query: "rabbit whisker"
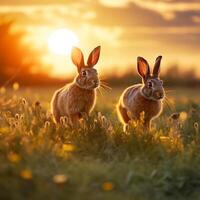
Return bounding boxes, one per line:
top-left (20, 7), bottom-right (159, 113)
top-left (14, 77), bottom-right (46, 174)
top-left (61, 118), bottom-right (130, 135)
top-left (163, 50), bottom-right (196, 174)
top-left (100, 80), bottom-right (110, 85)
top-left (99, 77), bottom-right (107, 81)
top-left (165, 89), bottom-right (175, 94)
top-left (164, 99), bottom-right (172, 113)
top-left (100, 79), bottom-right (111, 86)
top-left (97, 87), bottom-right (103, 96)
top-left (99, 85), bottom-right (109, 93)
top-left (164, 96), bottom-right (175, 113)
top-left (100, 83), bottom-right (112, 90)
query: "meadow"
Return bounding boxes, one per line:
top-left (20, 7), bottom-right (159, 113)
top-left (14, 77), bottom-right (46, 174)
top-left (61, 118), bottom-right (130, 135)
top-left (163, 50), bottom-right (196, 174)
top-left (0, 86), bottom-right (199, 200)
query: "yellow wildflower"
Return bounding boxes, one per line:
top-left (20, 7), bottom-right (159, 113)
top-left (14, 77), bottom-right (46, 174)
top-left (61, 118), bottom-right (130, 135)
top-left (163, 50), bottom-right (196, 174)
top-left (102, 182), bottom-right (114, 191)
top-left (0, 87), bottom-right (6, 94)
top-left (180, 112), bottom-right (187, 122)
top-left (20, 169), bottom-right (32, 180)
top-left (53, 174), bottom-right (68, 184)
top-left (0, 127), bottom-right (10, 134)
top-left (62, 144), bottom-right (75, 152)
top-left (13, 82), bottom-right (19, 91)
top-left (7, 152), bottom-right (21, 163)
top-left (160, 136), bottom-right (171, 145)
top-left (194, 122), bottom-right (199, 134)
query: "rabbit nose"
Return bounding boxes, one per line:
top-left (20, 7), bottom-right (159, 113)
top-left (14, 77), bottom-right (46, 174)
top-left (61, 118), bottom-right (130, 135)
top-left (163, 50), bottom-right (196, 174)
top-left (92, 80), bottom-right (98, 84)
top-left (155, 91), bottom-right (164, 99)
top-left (92, 80), bottom-right (99, 86)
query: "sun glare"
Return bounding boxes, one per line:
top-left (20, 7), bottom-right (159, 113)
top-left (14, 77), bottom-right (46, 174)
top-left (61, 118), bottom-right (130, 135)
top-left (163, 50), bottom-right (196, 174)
top-left (48, 29), bottom-right (79, 55)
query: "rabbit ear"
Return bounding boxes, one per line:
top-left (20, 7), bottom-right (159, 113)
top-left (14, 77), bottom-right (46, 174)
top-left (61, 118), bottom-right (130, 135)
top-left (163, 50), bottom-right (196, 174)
top-left (153, 56), bottom-right (162, 77)
top-left (137, 57), bottom-right (150, 80)
top-left (71, 47), bottom-right (85, 72)
top-left (87, 46), bottom-right (101, 67)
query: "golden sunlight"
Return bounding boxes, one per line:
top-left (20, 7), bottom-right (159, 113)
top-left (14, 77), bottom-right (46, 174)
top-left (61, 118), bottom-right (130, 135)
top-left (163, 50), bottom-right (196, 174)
top-left (48, 29), bottom-right (79, 55)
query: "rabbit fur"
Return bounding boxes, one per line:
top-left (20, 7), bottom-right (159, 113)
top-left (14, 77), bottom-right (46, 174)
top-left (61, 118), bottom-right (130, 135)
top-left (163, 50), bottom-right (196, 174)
top-left (117, 56), bottom-right (165, 131)
top-left (51, 46), bottom-right (101, 125)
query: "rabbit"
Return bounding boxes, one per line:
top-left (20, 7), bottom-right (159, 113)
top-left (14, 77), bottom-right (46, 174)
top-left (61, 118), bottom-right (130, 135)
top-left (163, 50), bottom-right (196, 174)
top-left (117, 56), bottom-right (165, 131)
top-left (51, 46), bottom-right (101, 125)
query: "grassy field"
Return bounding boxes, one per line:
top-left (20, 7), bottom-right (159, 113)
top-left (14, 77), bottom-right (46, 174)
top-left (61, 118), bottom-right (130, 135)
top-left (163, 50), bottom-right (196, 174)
top-left (0, 86), bottom-right (199, 200)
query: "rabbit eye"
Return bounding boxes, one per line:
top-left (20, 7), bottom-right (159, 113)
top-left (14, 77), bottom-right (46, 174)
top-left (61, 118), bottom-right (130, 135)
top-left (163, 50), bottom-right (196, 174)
top-left (81, 71), bottom-right (87, 76)
top-left (147, 81), bottom-right (153, 88)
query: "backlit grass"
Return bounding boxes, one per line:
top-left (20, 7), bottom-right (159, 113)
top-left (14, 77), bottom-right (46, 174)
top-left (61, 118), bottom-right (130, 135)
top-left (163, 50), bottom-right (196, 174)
top-left (0, 86), bottom-right (199, 200)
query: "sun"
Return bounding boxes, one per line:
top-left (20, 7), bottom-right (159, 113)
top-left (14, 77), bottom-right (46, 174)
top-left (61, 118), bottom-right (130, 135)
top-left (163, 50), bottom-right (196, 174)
top-left (48, 29), bottom-right (79, 55)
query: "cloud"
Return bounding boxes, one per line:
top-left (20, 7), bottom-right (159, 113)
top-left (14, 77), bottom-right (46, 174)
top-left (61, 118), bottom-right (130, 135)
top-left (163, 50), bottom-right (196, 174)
top-left (93, 2), bottom-right (200, 28)
top-left (192, 15), bottom-right (200, 23)
top-left (99, 0), bottom-right (200, 12)
top-left (99, 0), bottom-right (129, 7)
top-left (90, 3), bottom-right (168, 27)
top-left (0, 0), bottom-right (75, 5)
top-left (99, 0), bottom-right (200, 23)
top-left (0, 3), bottom-right (97, 29)
top-left (133, 0), bottom-right (200, 12)
top-left (1, 1), bottom-right (200, 28)
top-left (120, 27), bottom-right (200, 50)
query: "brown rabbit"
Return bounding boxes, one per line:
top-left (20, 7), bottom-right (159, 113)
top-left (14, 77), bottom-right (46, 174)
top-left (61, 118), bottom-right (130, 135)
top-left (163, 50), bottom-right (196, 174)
top-left (51, 46), bottom-right (101, 125)
top-left (117, 56), bottom-right (165, 131)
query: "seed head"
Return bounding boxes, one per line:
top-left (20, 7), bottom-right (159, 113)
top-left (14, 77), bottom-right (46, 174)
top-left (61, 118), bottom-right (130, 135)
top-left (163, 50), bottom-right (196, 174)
top-left (15, 114), bottom-right (20, 120)
top-left (53, 174), bottom-right (68, 184)
top-left (194, 122), bottom-right (199, 133)
top-left (13, 82), bottom-right (19, 91)
top-left (35, 101), bottom-right (40, 107)
top-left (21, 98), bottom-right (27, 105)
top-left (170, 113), bottom-right (180, 120)
top-left (44, 121), bottom-right (50, 129)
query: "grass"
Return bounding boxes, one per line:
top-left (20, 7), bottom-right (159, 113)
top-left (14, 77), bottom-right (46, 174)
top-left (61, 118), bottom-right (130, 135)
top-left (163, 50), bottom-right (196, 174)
top-left (0, 86), bottom-right (199, 200)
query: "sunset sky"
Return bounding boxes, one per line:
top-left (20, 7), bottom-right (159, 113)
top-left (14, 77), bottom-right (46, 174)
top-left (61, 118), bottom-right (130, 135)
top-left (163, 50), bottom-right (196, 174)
top-left (0, 0), bottom-right (200, 77)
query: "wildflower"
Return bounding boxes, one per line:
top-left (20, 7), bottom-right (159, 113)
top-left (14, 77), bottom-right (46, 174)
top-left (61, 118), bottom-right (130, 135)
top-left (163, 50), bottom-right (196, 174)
top-left (63, 116), bottom-right (69, 123)
top-left (60, 117), bottom-right (65, 126)
top-left (81, 112), bottom-right (88, 121)
top-left (53, 174), bottom-right (68, 184)
top-left (98, 112), bottom-right (102, 121)
top-left (102, 182), bottom-right (114, 191)
top-left (160, 136), bottom-right (171, 145)
top-left (0, 87), bottom-right (6, 94)
top-left (139, 111), bottom-right (145, 124)
top-left (13, 82), bottom-right (19, 91)
top-left (62, 144), bottom-right (76, 152)
top-left (21, 98), bottom-right (27, 106)
top-left (101, 116), bottom-right (107, 124)
top-left (107, 125), bottom-right (114, 134)
top-left (180, 112), bottom-right (187, 122)
top-left (194, 122), bottom-right (199, 129)
top-left (15, 121), bottom-right (19, 128)
top-left (124, 124), bottom-right (129, 133)
top-left (44, 121), bottom-right (50, 129)
top-left (20, 169), bottom-right (32, 180)
top-left (46, 111), bottom-right (53, 119)
top-left (0, 127), bottom-right (10, 133)
top-left (20, 115), bottom-right (24, 121)
top-left (15, 113), bottom-right (20, 120)
top-left (7, 152), bottom-right (21, 163)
